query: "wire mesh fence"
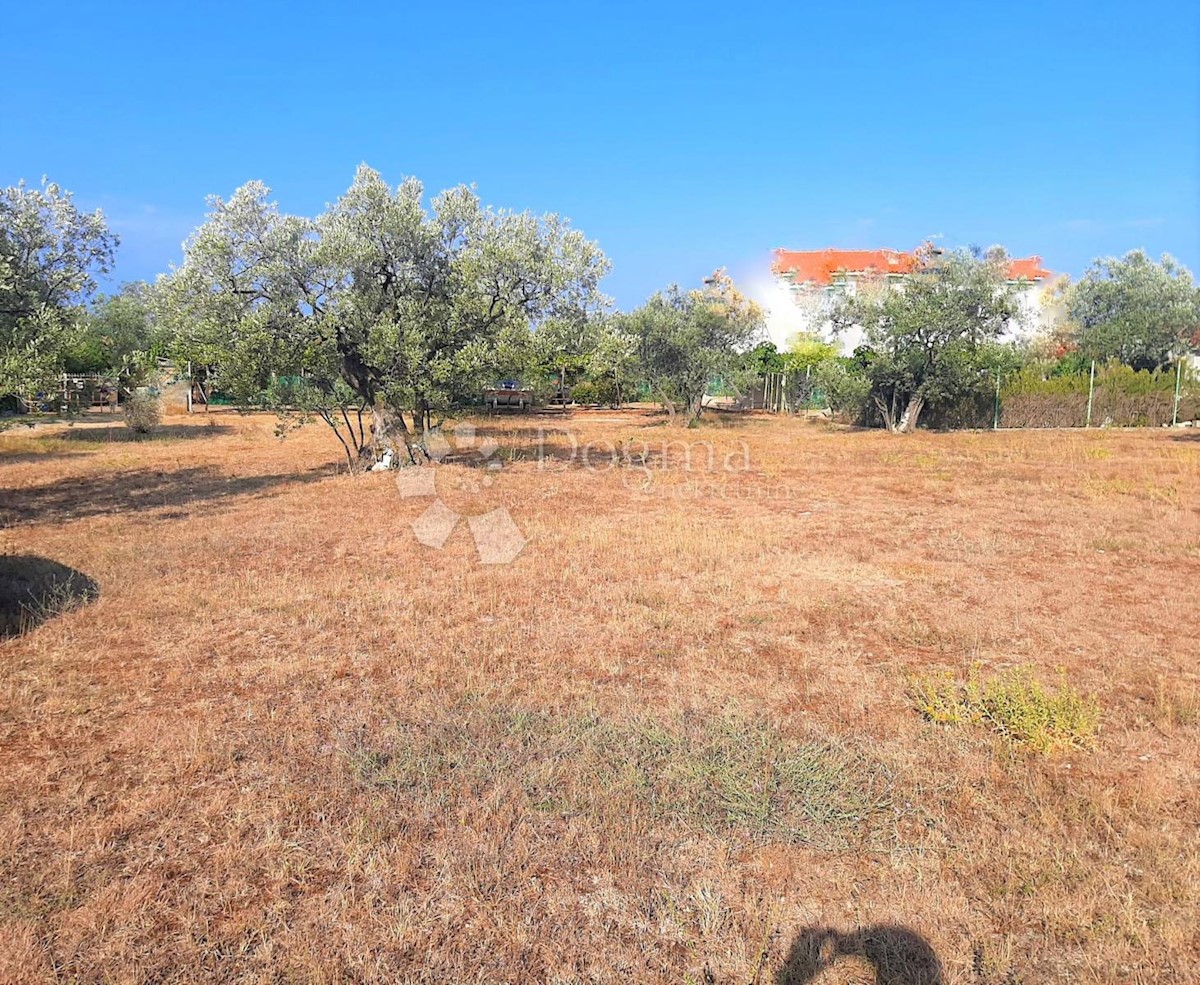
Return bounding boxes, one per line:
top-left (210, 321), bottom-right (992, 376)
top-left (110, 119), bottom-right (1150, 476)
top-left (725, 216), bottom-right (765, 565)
top-left (744, 360), bottom-right (1198, 429)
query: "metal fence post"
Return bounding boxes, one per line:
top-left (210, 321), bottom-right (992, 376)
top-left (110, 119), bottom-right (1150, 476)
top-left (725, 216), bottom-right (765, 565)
top-left (993, 368), bottom-right (1001, 430)
top-left (1173, 357), bottom-right (1183, 427)
top-left (1085, 360), bottom-right (1096, 428)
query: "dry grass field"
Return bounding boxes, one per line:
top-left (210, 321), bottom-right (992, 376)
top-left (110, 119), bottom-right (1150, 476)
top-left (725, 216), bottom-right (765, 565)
top-left (1, 408), bottom-right (1198, 984)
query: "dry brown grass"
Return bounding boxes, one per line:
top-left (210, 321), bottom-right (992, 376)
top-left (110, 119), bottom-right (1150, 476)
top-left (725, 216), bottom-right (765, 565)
top-left (1, 409), bottom-right (1198, 984)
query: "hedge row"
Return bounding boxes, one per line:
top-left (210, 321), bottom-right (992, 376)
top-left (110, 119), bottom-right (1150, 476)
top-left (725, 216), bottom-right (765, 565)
top-left (999, 391), bottom-right (1199, 429)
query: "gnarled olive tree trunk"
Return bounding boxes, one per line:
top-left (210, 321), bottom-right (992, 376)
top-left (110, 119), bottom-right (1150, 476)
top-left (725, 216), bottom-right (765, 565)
top-left (340, 348), bottom-right (431, 467)
top-left (681, 393), bottom-right (705, 427)
top-left (873, 392), bottom-right (925, 433)
top-left (657, 388), bottom-right (705, 427)
top-left (370, 401), bottom-right (405, 460)
top-left (370, 401), bottom-right (438, 466)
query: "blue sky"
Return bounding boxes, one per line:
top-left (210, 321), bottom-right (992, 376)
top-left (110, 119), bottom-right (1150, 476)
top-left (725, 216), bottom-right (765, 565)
top-left (3, 0), bottom-right (1197, 311)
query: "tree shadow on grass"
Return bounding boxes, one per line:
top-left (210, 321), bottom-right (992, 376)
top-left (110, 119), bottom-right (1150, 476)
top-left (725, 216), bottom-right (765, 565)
top-left (777, 925), bottom-right (944, 985)
top-left (458, 419), bottom-right (769, 468)
top-left (52, 423), bottom-right (234, 443)
top-left (0, 466), bottom-right (327, 528)
top-left (0, 556), bottom-right (99, 639)
top-left (0, 446), bottom-right (90, 465)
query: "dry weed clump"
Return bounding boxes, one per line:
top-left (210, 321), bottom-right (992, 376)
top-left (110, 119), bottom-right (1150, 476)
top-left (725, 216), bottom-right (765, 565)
top-left (1152, 676), bottom-right (1200, 730)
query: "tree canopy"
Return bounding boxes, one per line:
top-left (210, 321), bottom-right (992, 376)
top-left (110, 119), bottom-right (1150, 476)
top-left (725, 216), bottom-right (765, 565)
top-left (830, 247), bottom-right (1021, 432)
top-left (1068, 251), bottom-right (1199, 371)
top-left (1, 179), bottom-right (117, 398)
top-left (623, 270), bottom-right (764, 426)
top-left (783, 332), bottom-right (838, 373)
top-left (157, 166), bottom-right (609, 465)
top-left (64, 284), bottom-right (159, 375)
top-left (11, 173), bottom-right (1196, 442)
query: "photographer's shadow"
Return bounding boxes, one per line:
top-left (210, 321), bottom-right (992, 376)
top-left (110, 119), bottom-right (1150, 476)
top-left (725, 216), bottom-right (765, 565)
top-left (0, 555), bottom-right (98, 639)
top-left (777, 925), bottom-right (944, 985)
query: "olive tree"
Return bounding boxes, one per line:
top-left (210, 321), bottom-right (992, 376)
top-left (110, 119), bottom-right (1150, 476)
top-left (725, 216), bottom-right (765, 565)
top-left (1069, 251), bottom-right (1199, 371)
top-left (578, 316), bottom-right (640, 406)
top-left (66, 284), bottom-right (160, 375)
top-left (625, 270), bottom-right (764, 425)
top-left (1, 179), bottom-right (117, 399)
top-left (830, 248), bottom-right (1021, 432)
top-left (322, 167), bottom-right (608, 457)
top-left (158, 166), bottom-right (609, 467)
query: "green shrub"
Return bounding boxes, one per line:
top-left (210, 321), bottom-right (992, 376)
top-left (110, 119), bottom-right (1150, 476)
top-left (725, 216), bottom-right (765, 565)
top-left (921, 389), bottom-right (994, 430)
top-left (908, 665), bottom-right (1100, 753)
top-left (570, 380), bottom-right (598, 405)
top-left (1003, 361), bottom-right (1192, 397)
top-left (1000, 362), bottom-right (1197, 427)
top-left (123, 388), bottom-right (162, 434)
top-left (813, 358), bottom-right (871, 423)
top-left (571, 378), bottom-right (619, 406)
top-left (590, 376), bottom-right (619, 405)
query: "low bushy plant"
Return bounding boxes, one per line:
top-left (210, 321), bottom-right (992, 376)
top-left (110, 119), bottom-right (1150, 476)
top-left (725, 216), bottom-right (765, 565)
top-left (813, 358), bottom-right (871, 424)
top-left (590, 376), bottom-right (619, 405)
top-left (570, 380), bottom-right (598, 405)
top-left (1003, 360), bottom-right (1191, 398)
top-left (571, 377), bottom-right (619, 406)
top-left (908, 665), bottom-right (1100, 753)
top-left (123, 388), bottom-right (163, 434)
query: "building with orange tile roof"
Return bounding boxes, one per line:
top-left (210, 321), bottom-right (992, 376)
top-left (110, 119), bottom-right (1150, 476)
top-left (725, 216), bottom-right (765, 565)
top-left (767, 246), bottom-right (1056, 351)
top-left (771, 247), bottom-right (1051, 288)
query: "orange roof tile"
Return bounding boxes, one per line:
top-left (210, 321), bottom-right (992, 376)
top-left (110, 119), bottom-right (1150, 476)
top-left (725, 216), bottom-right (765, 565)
top-left (772, 248), bottom-right (1051, 285)
top-left (771, 248), bottom-right (915, 284)
top-left (1005, 255), bottom-right (1052, 281)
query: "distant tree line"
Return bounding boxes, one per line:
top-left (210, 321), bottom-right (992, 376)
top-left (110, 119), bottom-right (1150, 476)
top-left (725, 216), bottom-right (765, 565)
top-left (749, 245), bottom-right (1199, 432)
top-left (4, 174), bottom-right (1198, 454)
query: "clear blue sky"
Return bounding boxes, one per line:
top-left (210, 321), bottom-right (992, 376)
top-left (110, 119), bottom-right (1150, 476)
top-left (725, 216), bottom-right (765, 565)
top-left (3, 0), bottom-right (1197, 309)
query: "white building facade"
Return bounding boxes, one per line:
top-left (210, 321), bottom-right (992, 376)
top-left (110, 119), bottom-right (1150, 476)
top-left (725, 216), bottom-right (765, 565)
top-left (770, 247), bottom-right (1056, 352)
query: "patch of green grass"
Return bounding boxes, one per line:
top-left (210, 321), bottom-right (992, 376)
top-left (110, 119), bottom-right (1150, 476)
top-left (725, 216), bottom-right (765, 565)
top-left (908, 665), bottom-right (1100, 753)
top-left (348, 702), bottom-right (893, 847)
